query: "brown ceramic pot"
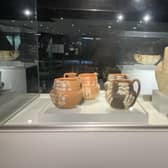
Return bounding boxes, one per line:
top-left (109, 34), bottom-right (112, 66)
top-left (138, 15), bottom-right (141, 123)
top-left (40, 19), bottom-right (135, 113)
top-left (107, 73), bottom-right (128, 81)
top-left (105, 79), bottom-right (141, 109)
top-left (104, 73), bottom-right (128, 90)
top-left (79, 73), bottom-right (100, 100)
top-left (50, 77), bottom-right (83, 108)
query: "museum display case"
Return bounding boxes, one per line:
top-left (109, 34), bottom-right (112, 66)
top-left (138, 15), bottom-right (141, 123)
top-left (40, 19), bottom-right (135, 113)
top-left (3, 1), bottom-right (168, 168)
top-left (0, 0), bottom-right (39, 125)
top-left (1, 0), bottom-right (168, 129)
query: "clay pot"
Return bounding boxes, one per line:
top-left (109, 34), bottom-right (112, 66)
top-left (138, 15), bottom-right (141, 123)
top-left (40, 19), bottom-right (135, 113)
top-left (79, 73), bottom-right (100, 100)
top-left (0, 50), bottom-right (19, 61)
top-left (105, 79), bottom-right (141, 109)
top-left (107, 73), bottom-right (128, 81)
top-left (64, 72), bottom-right (77, 78)
top-left (156, 47), bottom-right (168, 95)
top-left (104, 73), bottom-right (128, 90)
top-left (134, 54), bottom-right (161, 65)
top-left (50, 76), bottom-right (83, 108)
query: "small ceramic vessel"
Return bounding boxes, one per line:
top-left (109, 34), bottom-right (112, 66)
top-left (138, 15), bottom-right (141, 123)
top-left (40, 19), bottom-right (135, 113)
top-left (79, 73), bottom-right (100, 100)
top-left (50, 76), bottom-right (83, 108)
top-left (105, 78), bottom-right (141, 109)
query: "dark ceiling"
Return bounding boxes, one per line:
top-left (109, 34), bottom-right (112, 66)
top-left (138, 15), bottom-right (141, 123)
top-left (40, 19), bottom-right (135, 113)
top-left (0, 0), bottom-right (168, 22)
top-left (37, 0), bottom-right (168, 22)
top-left (0, 0), bottom-right (36, 20)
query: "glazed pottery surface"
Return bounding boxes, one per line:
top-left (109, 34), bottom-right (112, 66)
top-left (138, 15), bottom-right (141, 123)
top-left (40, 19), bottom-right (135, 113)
top-left (107, 73), bottom-right (128, 81)
top-left (50, 77), bottom-right (83, 108)
top-left (105, 79), bottom-right (141, 109)
top-left (0, 50), bottom-right (19, 61)
top-left (79, 73), bottom-right (100, 100)
top-left (134, 54), bottom-right (161, 65)
top-left (156, 47), bottom-right (168, 95)
top-left (64, 72), bottom-right (77, 78)
top-left (104, 73), bottom-right (128, 91)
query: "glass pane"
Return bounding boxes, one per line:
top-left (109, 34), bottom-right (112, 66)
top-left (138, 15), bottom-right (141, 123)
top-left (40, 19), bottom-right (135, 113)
top-left (2, 0), bottom-right (168, 128)
top-left (0, 0), bottom-right (39, 125)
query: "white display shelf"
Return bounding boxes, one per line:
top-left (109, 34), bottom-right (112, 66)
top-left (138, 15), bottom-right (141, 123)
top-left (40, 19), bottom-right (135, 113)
top-left (4, 91), bottom-right (144, 126)
top-left (5, 91), bottom-right (168, 126)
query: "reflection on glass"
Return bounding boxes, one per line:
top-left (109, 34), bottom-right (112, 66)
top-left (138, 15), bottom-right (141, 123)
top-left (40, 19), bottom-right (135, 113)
top-left (1, 0), bottom-right (168, 128)
top-left (0, 0), bottom-right (39, 126)
top-left (117, 14), bottom-right (124, 22)
top-left (143, 14), bottom-right (152, 23)
top-left (23, 9), bottom-right (32, 17)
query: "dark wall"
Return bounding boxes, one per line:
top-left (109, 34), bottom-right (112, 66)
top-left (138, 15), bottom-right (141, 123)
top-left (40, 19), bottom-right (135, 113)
top-left (38, 0), bottom-right (168, 22)
top-left (0, 0), bottom-right (36, 20)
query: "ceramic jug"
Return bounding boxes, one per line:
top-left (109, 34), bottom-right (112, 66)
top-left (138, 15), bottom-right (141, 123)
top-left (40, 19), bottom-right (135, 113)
top-left (107, 73), bottom-right (128, 81)
top-left (104, 73), bottom-right (128, 90)
top-left (105, 79), bottom-right (141, 109)
top-left (50, 76), bottom-right (83, 108)
top-left (64, 72), bottom-right (77, 78)
top-left (79, 73), bottom-right (100, 100)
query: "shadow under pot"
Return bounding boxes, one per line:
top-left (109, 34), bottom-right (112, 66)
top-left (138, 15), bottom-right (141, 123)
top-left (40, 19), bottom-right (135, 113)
top-left (105, 79), bottom-right (141, 109)
top-left (79, 73), bottom-right (100, 100)
top-left (50, 77), bottom-right (83, 108)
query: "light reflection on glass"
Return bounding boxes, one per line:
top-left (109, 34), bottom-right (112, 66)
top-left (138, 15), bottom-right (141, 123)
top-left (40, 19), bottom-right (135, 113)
top-left (27, 120), bottom-right (33, 124)
top-left (23, 9), bottom-right (32, 16)
top-left (143, 14), bottom-right (152, 23)
top-left (117, 14), bottom-right (124, 22)
top-left (129, 107), bottom-right (134, 111)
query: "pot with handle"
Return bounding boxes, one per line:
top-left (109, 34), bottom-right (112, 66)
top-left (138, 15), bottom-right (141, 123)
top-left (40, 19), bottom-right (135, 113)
top-left (105, 79), bottom-right (141, 109)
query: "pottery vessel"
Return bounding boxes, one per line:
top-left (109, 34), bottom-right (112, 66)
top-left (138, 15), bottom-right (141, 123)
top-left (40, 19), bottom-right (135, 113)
top-left (156, 47), bottom-right (168, 95)
top-left (79, 73), bottom-right (100, 100)
top-left (104, 73), bottom-right (128, 90)
top-left (134, 54), bottom-right (161, 65)
top-left (64, 72), bottom-right (77, 78)
top-left (0, 50), bottom-right (19, 61)
top-left (107, 73), bottom-right (128, 81)
top-left (105, 79), bottom-right (141, 109)
top-left (50, 76), bottom-right (83, 108)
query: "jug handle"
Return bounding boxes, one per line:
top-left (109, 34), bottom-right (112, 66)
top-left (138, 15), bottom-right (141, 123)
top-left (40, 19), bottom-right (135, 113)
top-left (129, 79), bottom-right (141, 107)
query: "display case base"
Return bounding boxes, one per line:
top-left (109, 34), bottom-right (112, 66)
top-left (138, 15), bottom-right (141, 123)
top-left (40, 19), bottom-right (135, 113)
top-left (6, 92), bottom-right (148, 126)
top-left (152, 90), bottom-right (168, 115)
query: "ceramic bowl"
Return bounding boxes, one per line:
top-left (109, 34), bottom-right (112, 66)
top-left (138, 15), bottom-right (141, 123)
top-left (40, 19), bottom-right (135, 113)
top-left (134, 54), bottom-right (161, 65)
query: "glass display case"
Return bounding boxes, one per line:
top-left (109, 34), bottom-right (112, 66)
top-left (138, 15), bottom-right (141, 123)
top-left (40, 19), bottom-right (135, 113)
top-left (3, 1), bottom-right (168, 168)
top-left (0, 0), bottom-right (39, 125)
top-left (1, 0), bottom-right (168, 129)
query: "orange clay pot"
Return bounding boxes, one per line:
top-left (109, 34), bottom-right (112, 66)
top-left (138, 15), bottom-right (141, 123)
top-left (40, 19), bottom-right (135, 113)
top-left (50, 76), bottom-right (83, 108)
top-left (64, 72), bottom-right (77, 78)
top-left (79, 73), bottom-right (100, 100)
